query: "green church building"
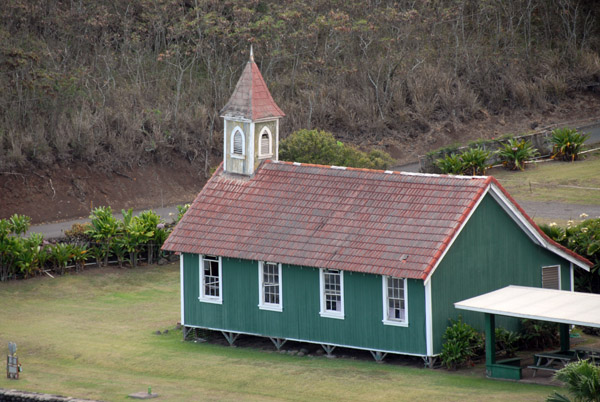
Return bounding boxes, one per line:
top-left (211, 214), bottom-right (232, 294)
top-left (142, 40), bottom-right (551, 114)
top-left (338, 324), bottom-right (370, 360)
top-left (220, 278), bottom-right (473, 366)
top-left (162, 50), bottom-right (592, 364)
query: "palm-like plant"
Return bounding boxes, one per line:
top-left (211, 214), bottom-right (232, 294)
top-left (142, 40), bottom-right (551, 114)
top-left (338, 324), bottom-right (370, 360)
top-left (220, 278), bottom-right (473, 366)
top-left (460, 147), bottom-right (491, 175)
top-left (497, 138), bottom-right (539, 170)
top-left (547, 359), bottom-right (600, 402)
top-left (550, 128), bottom-right (589, 162)
top-left (86, 207), bottom-right (118, 267)
top-left (435, 153), bottom-right (464, 175)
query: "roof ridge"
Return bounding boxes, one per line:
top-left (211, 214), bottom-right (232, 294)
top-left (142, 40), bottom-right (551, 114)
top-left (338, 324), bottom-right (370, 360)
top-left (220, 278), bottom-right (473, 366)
top-left (270, 159), bottom-right (489, 180)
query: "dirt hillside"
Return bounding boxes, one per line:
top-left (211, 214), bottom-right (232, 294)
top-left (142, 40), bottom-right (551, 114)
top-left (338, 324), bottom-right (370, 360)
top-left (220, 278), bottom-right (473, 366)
top-left (2, 91), bottom-right (600, 224)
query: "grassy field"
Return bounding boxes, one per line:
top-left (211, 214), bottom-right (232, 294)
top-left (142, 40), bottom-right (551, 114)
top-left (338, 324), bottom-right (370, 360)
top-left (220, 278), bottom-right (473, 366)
top-left (0, 264), bottom-right (560, 401)
top-left (491, 149), bottom-right (600, 206)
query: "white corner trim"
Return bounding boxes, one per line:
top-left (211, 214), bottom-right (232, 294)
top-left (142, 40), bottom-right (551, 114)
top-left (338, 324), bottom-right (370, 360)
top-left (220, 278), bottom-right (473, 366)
top-left (381, 276), bottom-right (409, 327)
top-left (423, 185), bottom-right (490, 285)
top-left (223, 120), bottom-right (227, 172)
top-left (180, 253), bottom-right (185, 326)
top-left (275, 119), bottom-right (279, 161)
top-left (489, 184), bottom-right (590, 272)
top-left (570, 263), bottom-right (574, 292)
top-left (425, 280), bottom-right (433, 356)
top-left (319, 268), bottom-right (345, 319)
top-left (248, 122), bottom-right (255, 175)
top-left (258, 262), bottom-right (283, 312)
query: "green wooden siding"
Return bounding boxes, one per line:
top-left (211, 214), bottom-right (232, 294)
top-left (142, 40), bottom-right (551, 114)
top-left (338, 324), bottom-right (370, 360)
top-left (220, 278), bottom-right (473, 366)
top-left (183, 255), bottom-right (427, 355)
top-left (430, 194), bottom-right (572, 354)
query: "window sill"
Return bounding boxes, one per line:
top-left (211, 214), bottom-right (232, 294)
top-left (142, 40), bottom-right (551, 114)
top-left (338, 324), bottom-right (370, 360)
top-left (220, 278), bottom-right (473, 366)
top-left (319, 311), bottom-right (345, 320)
top-left (382, 319), bottom-right (408, 327)
top-left (230, 154), bottom-right (245, 159)
top-left (258, 154), bottom-right (273, 159)
top-left (198, 296), bottom-right (222, 305)
top-left (258, 304), bottom-right (283, 312)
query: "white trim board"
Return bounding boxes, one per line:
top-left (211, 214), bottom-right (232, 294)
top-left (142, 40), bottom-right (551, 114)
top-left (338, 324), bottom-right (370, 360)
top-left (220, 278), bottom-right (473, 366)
top-left (424, 183), bottom-right (590, 285)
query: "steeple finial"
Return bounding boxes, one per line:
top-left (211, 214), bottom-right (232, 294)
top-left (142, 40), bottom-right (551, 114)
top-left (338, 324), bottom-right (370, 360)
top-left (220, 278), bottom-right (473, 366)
top-left (249, 45), bottom-right (254, 63)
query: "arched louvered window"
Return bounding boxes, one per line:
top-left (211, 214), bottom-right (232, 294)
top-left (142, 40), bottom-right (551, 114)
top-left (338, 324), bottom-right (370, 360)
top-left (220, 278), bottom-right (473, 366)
top-left (259, 128), bottom-right (272, 157)
top-left (231, 128), bottom-right (244, 156)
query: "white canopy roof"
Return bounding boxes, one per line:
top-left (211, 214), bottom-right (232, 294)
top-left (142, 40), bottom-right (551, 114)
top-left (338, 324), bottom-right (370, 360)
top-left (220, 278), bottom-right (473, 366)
top-left (455, 285), bottom-right (600, 328)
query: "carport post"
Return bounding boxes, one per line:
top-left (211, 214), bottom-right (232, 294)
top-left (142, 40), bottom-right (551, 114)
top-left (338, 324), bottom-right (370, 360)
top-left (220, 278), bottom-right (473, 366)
top-left (485, 313), bottom-right (496, 365)
top-left (559, 323), bottom-right (570, 352)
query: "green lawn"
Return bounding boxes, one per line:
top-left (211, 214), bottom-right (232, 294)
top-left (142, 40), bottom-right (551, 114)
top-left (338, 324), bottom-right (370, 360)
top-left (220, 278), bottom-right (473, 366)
top-left (0, 264), bottom-right (559, 401)
top-left (491, 150), bottom-right (600, 205)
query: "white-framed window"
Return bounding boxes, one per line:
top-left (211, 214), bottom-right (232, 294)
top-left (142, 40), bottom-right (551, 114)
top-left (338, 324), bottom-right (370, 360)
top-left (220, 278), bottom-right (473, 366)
top-left (542, 265), bottom-right (561, 290)
top-left (199, 255), bottom-right (222, 304)
top-left (258, 261), bottom-right (282, 311)
top-left (258, 127), bottom-right (272, 158)
top-left (319, 268), bottom-right (344, 319)
top-left (382, 276), bottom-right (408, 326)
top-left (231, 127), bottom-right (245, 157)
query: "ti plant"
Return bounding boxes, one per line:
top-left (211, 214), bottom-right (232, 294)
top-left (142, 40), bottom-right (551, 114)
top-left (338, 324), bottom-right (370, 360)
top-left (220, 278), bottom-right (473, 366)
top-left (86, 206), bottom-right (119, 267)
top-left (550, 128), bottom-right (589, 162)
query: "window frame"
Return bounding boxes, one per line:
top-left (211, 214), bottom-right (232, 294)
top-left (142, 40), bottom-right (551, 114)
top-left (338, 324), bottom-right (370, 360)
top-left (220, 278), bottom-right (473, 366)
top-left (319, 268), bottom-right (344, 319)
top-left (258, 261), bottom-right (283, 312)
top-left (198, 255), bottom-right (222, 304)
top-left (541, 265), bottom-right (561, 290)
top-left (382, 276), bottom-right (408, 327)
top-left (231, 127), bottom-right (245, 158)
top-left (258, 127), bottom-right (273, 158)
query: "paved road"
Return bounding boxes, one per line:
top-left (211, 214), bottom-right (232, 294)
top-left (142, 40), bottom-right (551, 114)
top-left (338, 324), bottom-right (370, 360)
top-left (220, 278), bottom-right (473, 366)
top-left (26, 122), bottom-right (600, 239)
top-left (27, 199), bottom-right (599, 240)
top-left (27, 205), bottom-right (182, 239)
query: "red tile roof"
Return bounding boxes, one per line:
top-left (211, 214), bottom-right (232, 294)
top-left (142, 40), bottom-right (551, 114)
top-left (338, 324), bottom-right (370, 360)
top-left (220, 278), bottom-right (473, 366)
top-left (220, 60), bottom-right (285, 121)
top-left (166, 161), bottom-right (579, 279)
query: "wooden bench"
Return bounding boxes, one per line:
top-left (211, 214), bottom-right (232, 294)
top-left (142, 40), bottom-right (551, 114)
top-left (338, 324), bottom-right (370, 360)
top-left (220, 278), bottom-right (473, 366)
top-left (527, 364), bottom-right (559, 377)
top-left (487, 357), bottom-right (523, 380)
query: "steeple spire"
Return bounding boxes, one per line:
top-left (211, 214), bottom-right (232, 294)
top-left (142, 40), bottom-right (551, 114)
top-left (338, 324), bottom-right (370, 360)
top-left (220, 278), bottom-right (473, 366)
top-left (249, 45), bottom-right (254, 63)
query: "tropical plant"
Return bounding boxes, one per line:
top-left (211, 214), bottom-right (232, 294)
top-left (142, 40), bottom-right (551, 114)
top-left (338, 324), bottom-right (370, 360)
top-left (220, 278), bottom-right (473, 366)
top-left (175, 204), bottom-right (190, 224)
top-left (440, 317), bottom-right (483, 370)
top-left (50, 243), bottom-right (75, 275)
top-left (550, 128), bottom-right (589, 162)
top-left (496, 138), bottom-right (539, 170)
top-left (519, 319), bottom-right (559, 350)
top-left (435, 153), bottom-right (464, 174)
top-left (547, 359), bottom-right (600, 402)
top-left (71, 244), bottom-right (89, 272)
top-left (460, 147), bottom-right (491, 175)
top-left (494, 327), bottom-right (521, 358)
top-left (86, 206), bottom-right (119, 267)
top-left (137, 210), bottom-right (166, 264)
top-left (121, 209), bottom-right (154, 267)
top-left (8, 214), bottom-right (31, 236)
top-left (539, 223), bottom-right (567, 243)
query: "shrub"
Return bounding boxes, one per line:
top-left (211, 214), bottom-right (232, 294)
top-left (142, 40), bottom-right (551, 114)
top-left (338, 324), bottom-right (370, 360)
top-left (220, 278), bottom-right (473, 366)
top-left (496, 138), bottom-right (539, 171)
top-left (437, 147), bottom-right (491, 175)
top-left (460, 147), bottom-right (491, 175)
top-left (86, 207), bottom-right (119, 267)
top-left (440, 317), bottom-right (483, 370)
top-left (548, 359), bottom-right (600, 402)
top-left (550, 128), bottom-right (589, 162)
top-left (435, 153), bottom-right (463, 175)
top-left (519, 319), bottom-right (559, 350)
top-left (175, 204), bottom-right (190, 224)
top-left (280, 129), bottom-right (395, 169)
top-left (494, 327), bottom-right (520, 358)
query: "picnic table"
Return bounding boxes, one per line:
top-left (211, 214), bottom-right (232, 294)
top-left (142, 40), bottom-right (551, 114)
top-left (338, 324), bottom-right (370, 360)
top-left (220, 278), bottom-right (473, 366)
top-left (528, 351), bottom-right (577, 376)
top-left (575, 346), bottom-right (600, 364)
